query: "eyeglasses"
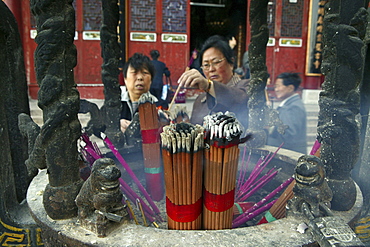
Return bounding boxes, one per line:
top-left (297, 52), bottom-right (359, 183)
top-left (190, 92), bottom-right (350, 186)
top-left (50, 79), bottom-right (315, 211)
top-left (201, 58), bottom-right (226, 71)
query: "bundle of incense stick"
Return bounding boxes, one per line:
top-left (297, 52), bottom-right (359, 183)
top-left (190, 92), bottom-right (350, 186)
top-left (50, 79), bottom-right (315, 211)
top-left (257, 179), bottom-right (295, 224)
top-left (79, 132), bottom-right (103, 163)
top-left (232, 177), bottom-right (294, 228)
top-left (235, 144), bottom-right (283, 202)
top-left (138, 93), bottom-right (164, 201)
top-left (258, 140), bottom-right (322, 225)
top-left (160, 122), bottom-right (204, 230)
top-left (203, 112), bottom-right (243, 230)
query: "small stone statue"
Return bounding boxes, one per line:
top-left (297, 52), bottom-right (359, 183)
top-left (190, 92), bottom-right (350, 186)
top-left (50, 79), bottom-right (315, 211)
top-left (75, 158), bottom-right (128, 237)
top-left (288, 155), bottom-right (333, 218)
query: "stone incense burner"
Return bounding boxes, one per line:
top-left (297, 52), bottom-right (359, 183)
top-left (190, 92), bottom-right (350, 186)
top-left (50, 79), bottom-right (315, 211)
top-left (27, 146), bottom-right (363, 247)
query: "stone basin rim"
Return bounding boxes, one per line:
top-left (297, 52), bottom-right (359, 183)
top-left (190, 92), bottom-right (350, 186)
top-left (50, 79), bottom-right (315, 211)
top-left (27, 146), bottom-right (363, 247)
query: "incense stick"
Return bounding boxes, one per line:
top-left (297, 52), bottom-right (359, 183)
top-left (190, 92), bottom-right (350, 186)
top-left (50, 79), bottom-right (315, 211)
top-left (79, 134), bottom-right (157, 224)
top-left (125, 199), bottom-right (139, 225)
top-left (168, 85), bottom-right (182, 111)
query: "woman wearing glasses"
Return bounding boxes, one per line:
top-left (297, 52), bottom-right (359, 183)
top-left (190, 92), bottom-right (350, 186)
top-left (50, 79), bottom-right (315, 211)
top-left (178, 35), bottom-right (249, 130)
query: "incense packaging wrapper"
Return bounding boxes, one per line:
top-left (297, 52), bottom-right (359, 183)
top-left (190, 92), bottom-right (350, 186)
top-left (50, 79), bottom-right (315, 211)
top-left (161, 123), bottom-right (204, 230)
top-left (138, 97), bottom-right (164, 201)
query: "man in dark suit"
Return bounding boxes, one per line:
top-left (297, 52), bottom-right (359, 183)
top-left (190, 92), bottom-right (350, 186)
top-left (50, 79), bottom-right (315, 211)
top-left (267, 72), bottom-right (307, 154)
top-left (149, 50), bottom-right (170, 102)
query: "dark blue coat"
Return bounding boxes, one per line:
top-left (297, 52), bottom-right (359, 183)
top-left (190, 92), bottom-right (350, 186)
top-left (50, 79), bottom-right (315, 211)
top-left (151, 60), bottom-right (170, 89)
top-left (267, 94), bottom-right (307, 154)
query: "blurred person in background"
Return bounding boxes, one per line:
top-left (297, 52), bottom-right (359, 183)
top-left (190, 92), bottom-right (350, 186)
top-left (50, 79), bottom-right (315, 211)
top-left (266, 72), bottom-right (307, 153)
top-left (149, 50), bottom-right (170, 101)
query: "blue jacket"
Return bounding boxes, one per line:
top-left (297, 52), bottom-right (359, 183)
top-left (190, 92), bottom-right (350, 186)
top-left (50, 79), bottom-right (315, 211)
top-left (267, 94), bottom-right (307, 154)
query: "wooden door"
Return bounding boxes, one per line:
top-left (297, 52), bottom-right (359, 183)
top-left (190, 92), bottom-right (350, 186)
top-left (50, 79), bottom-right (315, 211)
top-left (22, 0), bottom-right (105, 99)
top-left (74, 0), bottom-right (104, 99)
top-left (266, 0), bottom-right (309, 83)
top-left (127, 0), bottom-right (191, 83)
top-left (246, 0), bottom-right (309, 87)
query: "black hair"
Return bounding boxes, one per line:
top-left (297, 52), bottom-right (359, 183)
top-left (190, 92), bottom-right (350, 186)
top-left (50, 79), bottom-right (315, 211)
top-left (199, 35), bottom-right (234, 67)
top-left (276, 72), bottom-right (302, 91)
top-left (123, 53), bottom-right (155, 78)
top-left (150, 50), bottom-right (160, 60)
top-left (225, 34), bottom-right (235, 41)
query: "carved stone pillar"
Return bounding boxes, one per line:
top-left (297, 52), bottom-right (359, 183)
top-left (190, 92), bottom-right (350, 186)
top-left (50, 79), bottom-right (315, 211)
top-left (247, 0), bottom-right (270, 147)
top-left (100, 0), bottom-right (125, 148)
top-left (318, 0), bottom-right (368, 210)
top-left (30, 0), bottom-right (83, 219)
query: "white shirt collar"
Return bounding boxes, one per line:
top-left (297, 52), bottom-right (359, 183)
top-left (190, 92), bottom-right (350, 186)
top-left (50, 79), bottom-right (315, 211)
top-left (279, 93), bottom-right (298, 107)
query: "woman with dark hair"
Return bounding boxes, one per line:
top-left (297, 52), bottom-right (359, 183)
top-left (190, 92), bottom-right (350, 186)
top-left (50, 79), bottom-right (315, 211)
top-left (177, 35), bottom-right (249, 131)
top-left (267, 72), bottom-right (307, 153)
top-left (119, 52), bottom-right (156, 133)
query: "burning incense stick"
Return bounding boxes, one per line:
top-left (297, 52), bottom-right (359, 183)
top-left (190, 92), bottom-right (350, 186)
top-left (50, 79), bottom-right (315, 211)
top-left (137, 199), bottom-right (148, 227)
top-left (138, 92), bottom-right (164, 201)
top-left (119, 177), bottom-right (156, 222)
top-left (168, 85), bottom-right (182, 111)
top-left (257, 140), bottom-right (323, 224)
top-left (79, 133), bottom-right (104, 162)
top-left (161, 122), bottom-right (204, 230)
top-left (257, 179), bottom-right (295, 225)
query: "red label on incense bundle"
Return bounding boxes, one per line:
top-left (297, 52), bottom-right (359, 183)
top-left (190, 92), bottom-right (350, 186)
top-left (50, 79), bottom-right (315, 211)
top-left (204, 189), bottom-right (235, 212)
top-left (141, 129), bottom-right (159, 144)
top-left (211, 138), bottom-right (240, 148)
top-left (166, 197), bottom-right (202, 222)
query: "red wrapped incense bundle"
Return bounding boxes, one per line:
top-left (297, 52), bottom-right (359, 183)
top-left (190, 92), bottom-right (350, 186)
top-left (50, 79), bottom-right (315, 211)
top-left (138, 93), bottom-right (163, 201)
top-left (161, 123), bottom-right (204, 230)
top-left (202, 112), bottom-right (243, 230)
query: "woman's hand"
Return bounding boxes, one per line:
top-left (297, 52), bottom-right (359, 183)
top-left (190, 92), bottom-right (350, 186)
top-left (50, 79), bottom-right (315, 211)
top-left (120, 119), bottom-right (131, 133)
top-left (177, 69), bottom-right (209, 91)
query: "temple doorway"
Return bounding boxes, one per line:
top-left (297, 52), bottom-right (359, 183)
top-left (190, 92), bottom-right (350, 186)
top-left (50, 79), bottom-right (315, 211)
top-left (189, 0), bottom-right (247, 68)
